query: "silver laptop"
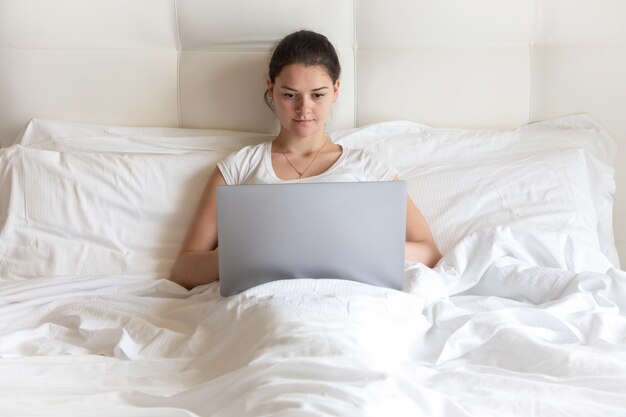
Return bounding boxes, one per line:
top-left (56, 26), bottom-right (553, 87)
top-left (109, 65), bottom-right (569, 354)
top-left (216, 181), bottom-right (407, 296)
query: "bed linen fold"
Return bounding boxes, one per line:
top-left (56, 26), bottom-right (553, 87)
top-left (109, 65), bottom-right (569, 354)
top-left (1, 226), bottom-right (625, 416)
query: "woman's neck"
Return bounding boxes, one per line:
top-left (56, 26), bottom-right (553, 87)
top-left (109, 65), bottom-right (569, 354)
top-left (273, 131), bottom-right (330, 155)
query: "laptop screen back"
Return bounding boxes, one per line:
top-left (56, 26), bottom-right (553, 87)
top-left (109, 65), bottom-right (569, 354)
top-left (217, 181), bottom-right (406, 296)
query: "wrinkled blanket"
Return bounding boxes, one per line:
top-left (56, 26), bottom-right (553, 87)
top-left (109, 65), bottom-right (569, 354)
top-left (1, 227), bottom-right (625, 417)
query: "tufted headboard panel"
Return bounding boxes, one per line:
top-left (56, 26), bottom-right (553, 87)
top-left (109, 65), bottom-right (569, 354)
top-left (1, 0), bottom-right (625, 261)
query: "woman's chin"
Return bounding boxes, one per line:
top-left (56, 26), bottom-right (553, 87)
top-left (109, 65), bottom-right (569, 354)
top-left (289, 121), bottom-right (321, 136)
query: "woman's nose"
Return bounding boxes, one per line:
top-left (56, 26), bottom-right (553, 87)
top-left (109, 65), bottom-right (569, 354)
top-left (296, 96), bottom-right (311, 113)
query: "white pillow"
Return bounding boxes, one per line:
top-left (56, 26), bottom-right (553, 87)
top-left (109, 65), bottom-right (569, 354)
top-left (3, 114), bottom-right (618, 277)
top-left (403, 148), bottom-right (601, 253)
top-left (0, 145), bottom-right (222, 279)
top-left (333, 114), bottom-right (618, 267)
top-left (13, 118), bottom-right (272, 153)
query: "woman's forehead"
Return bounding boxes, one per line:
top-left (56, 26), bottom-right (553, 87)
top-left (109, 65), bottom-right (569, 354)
top-left (275, 64), bottom-right (334, 86)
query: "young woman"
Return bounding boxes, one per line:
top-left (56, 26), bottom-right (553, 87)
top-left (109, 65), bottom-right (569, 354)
top-left (170, 30), bottom-right (441, 289)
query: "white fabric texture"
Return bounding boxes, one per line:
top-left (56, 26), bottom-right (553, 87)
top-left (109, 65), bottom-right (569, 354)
top-left (0, 228), bottom-right (625, 416)
top-left (332, 114), bottom-right (618, 268)
top-left (0, 115), bottom-right (618, 282)
top-left (15, 118), bottom-right (272, 153)
top-left (0, 145), bottom-right (222, 279)
top-left (0, 116), bottom-right (625, 416)
top-left (216, 141), bottom-right (399, 185)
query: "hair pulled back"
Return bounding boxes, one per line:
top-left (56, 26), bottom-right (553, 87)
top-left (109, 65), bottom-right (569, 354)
top-left (264, 30), bottom-right (341, 108)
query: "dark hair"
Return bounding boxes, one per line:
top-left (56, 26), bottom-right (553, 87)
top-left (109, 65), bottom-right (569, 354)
top-left (264, 30), bottom-right (341, 108)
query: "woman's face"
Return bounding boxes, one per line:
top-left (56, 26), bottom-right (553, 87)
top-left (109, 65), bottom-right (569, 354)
top-left (268, 64), bottom-right (340, 141)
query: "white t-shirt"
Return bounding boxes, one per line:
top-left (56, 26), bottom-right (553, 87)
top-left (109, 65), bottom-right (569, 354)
top-left (217, 141), bottom-right (398, 185)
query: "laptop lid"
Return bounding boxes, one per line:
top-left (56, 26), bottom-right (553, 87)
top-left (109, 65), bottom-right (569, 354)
top-left (216, 181), bottom-right (407, 296)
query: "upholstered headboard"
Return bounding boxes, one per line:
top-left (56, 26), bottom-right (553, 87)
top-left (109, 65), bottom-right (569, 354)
top-left (1, 0), bottom-right (625, 262)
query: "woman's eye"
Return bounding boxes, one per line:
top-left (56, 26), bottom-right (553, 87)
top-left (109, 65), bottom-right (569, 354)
top-left (283, 93), bottom-right (295, 99)
top-left (313, 94), bottom-right (325, 99)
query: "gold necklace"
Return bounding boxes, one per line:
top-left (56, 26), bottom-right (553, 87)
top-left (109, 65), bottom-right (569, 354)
top-left (281, 141), bottom-right (329, 179)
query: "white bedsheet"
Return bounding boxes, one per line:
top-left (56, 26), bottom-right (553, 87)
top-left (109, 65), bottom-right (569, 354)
top-left (1, 227), bottom-right (625, 417)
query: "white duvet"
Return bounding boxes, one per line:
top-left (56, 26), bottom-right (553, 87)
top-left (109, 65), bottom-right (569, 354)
top-left (1, 227), bottom-right (625, 417)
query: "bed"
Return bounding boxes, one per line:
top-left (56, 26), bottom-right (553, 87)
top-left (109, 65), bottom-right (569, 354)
top-left (1, 1), bottom-right (626, 416)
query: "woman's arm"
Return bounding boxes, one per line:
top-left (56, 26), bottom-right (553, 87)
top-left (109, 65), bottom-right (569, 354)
top-left (394, 176), bottom-right (441, 267)
top-left (404, 196), bottom-right (442, 267)
top-left (170, 166), bottom-right (226, 289)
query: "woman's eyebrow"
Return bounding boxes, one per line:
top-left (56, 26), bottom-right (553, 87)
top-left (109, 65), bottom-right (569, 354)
top-left (279, 86), bottom-right (330, 92)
